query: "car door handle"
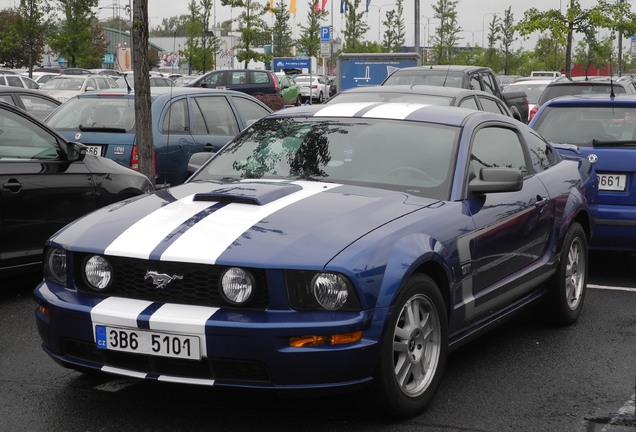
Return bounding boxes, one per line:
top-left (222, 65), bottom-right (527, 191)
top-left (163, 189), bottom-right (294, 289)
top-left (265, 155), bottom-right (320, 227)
top-left (535, 195), bottom-right (549, 211)
top-left (3, 179), bottom-right (22, 193)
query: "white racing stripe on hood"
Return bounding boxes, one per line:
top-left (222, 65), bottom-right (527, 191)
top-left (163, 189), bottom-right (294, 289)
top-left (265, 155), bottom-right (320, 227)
top-left (160, 181), bottom-right (341, 264)
top-left (105, 194), bottom-right (215, 259)
top-left (361, 103), bottom-right (430, 119)
top-left (313, 102), bottom-right (379, 117)
top-left (149, 303), bottom-right (219, 357)
top-left (91, 297), bottom-right (153, 339)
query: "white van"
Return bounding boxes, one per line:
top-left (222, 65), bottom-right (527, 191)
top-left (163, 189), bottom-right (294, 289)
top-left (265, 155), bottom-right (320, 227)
top-left (530, 71), bottom-right (562, 78)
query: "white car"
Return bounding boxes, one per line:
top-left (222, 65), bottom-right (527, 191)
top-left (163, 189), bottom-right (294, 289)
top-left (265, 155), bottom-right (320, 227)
top-left (503, 77), bottom-right (554, 121)
top-left (40, 75), bottom-right (119, 102)
top-left (294, 74), bottom-right (330, 103)
top-left (0, 73), bottom-right (39, 90)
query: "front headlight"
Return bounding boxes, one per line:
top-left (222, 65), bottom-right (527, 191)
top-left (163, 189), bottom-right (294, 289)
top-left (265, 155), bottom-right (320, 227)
top-left (83, 255), bottom-right (113, 291)
top-left (44, 247), bottom-right (67, 285)
top-left (219, 267), bottom-right (254, 305)
top-left (286, 271), bottom-right (360, 311)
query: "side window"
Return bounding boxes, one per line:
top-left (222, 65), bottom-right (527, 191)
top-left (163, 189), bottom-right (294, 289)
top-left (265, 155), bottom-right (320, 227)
top-left (203, 72), bottom-right (224, 87)
top-left (470, 127), bottom-right (527, 178)
top-left (191, 96), bottom-right (239, 135)
top-left (480, 73), bottom-right (497, 95)
top-left (0, 108), bottom-right (59, 159)
top-left (468, 75), bottom-right (481, 91)
top-left (86, 78), bottom-right (97, 90)
top-left (19, 95), bottom-right (59, 120)
top-left (527, 132), bottom-right (558, 170)
top-left (7, 76), bottom-right (22, 87)
top-left (231, 96), bottom-right (271, 128)
top-left (251, 71), bottom-right (270, 84)
top-left (161, 98), bottom-right (190, 133)
top-left (458, 97), bottom-right (479, 110)
top-left (479, 97), bottom-right (506, 115)
top-left (96, 77), bottom-right (110, 90)
top-left (0, 95), bottom-right (15, 105)
top-left (230, 71), bottom-right (248, 85)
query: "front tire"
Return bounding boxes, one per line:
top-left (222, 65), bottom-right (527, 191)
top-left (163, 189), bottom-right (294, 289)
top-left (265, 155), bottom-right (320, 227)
top-left (371, 274), bottom-right (448, 418)
top-left (547, 222), bottom-right (588, 325)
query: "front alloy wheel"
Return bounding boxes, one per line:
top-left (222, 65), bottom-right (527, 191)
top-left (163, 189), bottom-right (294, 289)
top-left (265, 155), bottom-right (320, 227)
top-left (371, 274), bottom-right (448, 418)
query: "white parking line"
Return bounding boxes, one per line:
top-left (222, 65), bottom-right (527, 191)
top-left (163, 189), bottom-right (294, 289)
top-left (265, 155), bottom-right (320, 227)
top-left (588, 284), bottom-right (636, 293)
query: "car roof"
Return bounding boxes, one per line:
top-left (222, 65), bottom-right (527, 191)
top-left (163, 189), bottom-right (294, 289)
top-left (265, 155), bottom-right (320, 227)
top-left (338, 84), bottom-right (496, 98)
top-left (391, 65), bottom-right (491, 73)
top-left (268, 101), bottom-right (503, 127)
top-left (509, 77), bottom-right (555, 84)
top-left (539, 94), bottom-right (636, 106)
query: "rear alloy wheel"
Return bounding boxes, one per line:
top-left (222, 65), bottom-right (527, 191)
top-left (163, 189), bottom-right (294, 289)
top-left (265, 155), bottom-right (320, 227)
top-left (547, 222), bottom-right (588, 325)
top-left (371, 274), bottom-right (448, 418)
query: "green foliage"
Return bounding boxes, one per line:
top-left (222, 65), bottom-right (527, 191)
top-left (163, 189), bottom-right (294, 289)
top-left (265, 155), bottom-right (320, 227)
top-left (221, 0), bottom-right (271, 67)
top-left (430, 0), bottom-right (462, 64)
top-left (48, 0), bottom-right (104, 68)
top-left (297, 0), bottom-right (327, 58)
top-left (179, 0), bottom-right (221, 73)
top-left (271, 0), bottom-right (294, 57)
top-left (0, 1), bottom-right (51, 70)
top-left (574, 36), bottom-right (613, 76)
top-left (342, 0), bottom-right (369, 52)
top-left (382, 0), bottom-right (405, 53)
top-left (0, 9), bottom-right (26, 68)
top-left (151, 15), bottom-right (190, 37)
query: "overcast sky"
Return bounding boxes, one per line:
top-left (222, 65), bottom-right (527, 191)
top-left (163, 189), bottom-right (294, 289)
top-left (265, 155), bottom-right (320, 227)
top-left (0, 0), bottom-right (613, 48)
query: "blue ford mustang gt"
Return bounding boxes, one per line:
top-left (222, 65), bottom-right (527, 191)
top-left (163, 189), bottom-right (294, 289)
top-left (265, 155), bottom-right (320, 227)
top-left (34, 103), bottom-right (598, 417)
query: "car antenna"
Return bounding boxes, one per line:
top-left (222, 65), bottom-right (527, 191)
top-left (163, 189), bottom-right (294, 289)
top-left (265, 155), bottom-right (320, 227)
top-left (442, 65), bottom-right (451, 87)
top-left (609, 59), bottom-right (616, 98)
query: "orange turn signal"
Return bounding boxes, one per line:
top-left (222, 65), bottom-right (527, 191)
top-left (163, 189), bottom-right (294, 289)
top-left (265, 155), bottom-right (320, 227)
top-left (290, 331), bottom-right (362, 347)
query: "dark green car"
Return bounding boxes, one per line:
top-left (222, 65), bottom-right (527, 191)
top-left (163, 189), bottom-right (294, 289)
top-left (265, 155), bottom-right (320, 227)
top-left (275, 73), bottom-right (302, 106)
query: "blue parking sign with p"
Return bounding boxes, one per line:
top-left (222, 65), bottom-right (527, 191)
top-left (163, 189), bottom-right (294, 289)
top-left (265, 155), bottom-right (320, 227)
top-left (320, 26), bottom-right (331, 43)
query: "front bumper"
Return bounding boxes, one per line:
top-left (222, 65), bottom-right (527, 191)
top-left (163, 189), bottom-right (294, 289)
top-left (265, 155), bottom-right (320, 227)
top-left (34, 281), bottom-right (381, 392)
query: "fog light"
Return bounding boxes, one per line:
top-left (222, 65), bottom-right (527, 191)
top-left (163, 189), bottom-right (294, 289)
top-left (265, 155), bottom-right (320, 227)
top-left (84, 255), bottom-right (113, 291)
top-left (220, 267), bottom-right (254, 305)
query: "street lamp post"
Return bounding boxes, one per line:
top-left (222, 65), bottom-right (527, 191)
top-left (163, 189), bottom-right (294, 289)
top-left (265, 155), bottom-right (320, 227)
top-left (367, 4), bottom-right (395, 43)
top-left (481, 12), bottom-right (498, 48)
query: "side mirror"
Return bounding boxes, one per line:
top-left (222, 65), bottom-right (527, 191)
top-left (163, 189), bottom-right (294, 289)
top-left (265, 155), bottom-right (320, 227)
top-left (66, 141), bottom-right (87, 162)
top-left (469, 167), bottom-right (523, 194)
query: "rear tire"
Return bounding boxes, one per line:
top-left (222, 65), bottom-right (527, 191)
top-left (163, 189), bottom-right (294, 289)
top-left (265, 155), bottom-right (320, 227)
top-left (546, 222), bottom-right (588, 325)
top-left (370, 274), bottom-right (447, 418)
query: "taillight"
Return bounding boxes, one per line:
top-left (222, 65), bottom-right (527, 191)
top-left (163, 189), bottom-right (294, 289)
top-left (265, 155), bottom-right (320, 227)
top-left (271, 73), bottom-right (279, 92)
top-left (528, 106), bottom-right (539, 122)
top-left (130, 146), bottom-right (158, 173)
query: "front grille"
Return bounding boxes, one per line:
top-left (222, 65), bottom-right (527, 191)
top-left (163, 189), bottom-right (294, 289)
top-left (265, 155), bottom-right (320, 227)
top-left (63, 339), bottom-right (271, 383)
top-left (73, 254), bottom-right (269, 309)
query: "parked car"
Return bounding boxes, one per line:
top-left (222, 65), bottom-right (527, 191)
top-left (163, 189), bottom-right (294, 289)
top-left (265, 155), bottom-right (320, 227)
top-left (381, 65), bottom-right (530, 123)
top-left (530, 94), bottom-right (636, 251)
top-left (504, 77), bottom-right (554, 121)
top-left (0, 101), bottom-right (153, 277)
top-left (275, 73), bottom-right (302, 106)
top-left (0, 86), bottom-right (60, 120)
top-left (44, 87), bottom-right (272, 187)
top-left (115, 75), bottom-right (175, 89)
top-left (530, 71), bottom-right (562, 78)
top-left (34, 103), bottom-right (596, 419)
top-left (173, 75), bottom-right (200, 86)
top-left (40, 75), bottom-right (119, 102)
top-left (497, 74), bottom-right (522, 90)
top-left (186, 69), bottom-right (280, 97)
top-left (0, 73), bottom-right (39, 90)
top-left (327, 85), bottom-right (514, 118)
top-left (294, 74), bottom-right (330, 103)
top-left (34, 66), bottom-right (92, 75)
top-left (23, 71), bottom-right (61, 88)
top-left (532, 75), bottom-right (636, 121)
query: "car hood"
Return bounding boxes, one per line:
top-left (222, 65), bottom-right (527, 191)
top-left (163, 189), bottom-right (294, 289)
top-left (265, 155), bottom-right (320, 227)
top-left (50, 180), bottom-right (439, 267)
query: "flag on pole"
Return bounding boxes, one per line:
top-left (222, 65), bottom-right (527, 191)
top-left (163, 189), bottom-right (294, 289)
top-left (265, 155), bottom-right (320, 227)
top-left (269, 0), bottom-right (274, 12)
top-left (321, 0), bottom-right (328, 11)
top-left (340, 0), bottom-right (348, 13)
top-left (314, 0), bottom-right (319, 12)
top-left (290, 0), bottom-right (297, 13)
top-left (366, 0), bottom-right (371, 12)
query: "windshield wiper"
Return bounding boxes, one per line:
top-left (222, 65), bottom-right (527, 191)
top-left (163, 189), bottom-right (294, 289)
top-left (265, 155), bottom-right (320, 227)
top-left (78, 125), bottom-right (128, 133)
top-left (592, 139), bottom-right (636, 147)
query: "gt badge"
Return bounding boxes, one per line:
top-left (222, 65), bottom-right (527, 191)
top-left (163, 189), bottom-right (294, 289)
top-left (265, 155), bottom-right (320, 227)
top-left (145, 270), bottom-right (183, 289)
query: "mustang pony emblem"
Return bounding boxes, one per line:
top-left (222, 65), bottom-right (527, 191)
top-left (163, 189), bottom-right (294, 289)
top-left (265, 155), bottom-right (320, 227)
top-left (144, 270), bottom-right (183, 288)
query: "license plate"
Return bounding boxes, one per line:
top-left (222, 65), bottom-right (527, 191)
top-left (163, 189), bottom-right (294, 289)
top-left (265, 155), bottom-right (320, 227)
top-left (95, 325), bottom-right (201, 360)
top-left (85, 145), bottom-right (102, 156)
top-left (598, 173), bottom-right (627, 191)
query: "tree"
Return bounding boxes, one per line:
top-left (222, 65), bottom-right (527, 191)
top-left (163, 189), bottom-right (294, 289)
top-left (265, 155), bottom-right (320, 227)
top-left (0, 9), bottom-right (27, 68)
top-left (131, 0), bottom-right (154, 187)
top-left (151, 14), bottom-right (190, 36)
top-left (484, 14), bottom-right (500, 69)
top-left (382, 0), bottom-right (405, 53)
top-left (430, 0), bottom-right (462, 64)
top-left (297, 0), bottom-right (328, 58)
top-left (499, 7), bottom-right (517, 75)
top-left (48, 0), bottom-right (104, 68)
top-left (270, 0), bottom-right (294, 57)
top-left (516, 0), bottom-right (636, 78)
top-left (342, 0), bottom-right (369, 52)
top-left (574, 36), bottom-right (613, 77)
top-left (180, 0), bottom-right (221, 73)
top-left (17, 0), bottom-right (52, 75)
top-left (221, 0), bottom-right (271, 68)
top-left (100, 15), bottom-right (130, 32)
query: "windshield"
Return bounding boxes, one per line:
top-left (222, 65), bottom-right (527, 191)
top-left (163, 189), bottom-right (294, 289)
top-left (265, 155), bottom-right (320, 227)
top-left (41, 77), bottom-right (85, 91)
top-left (45, 97), bottom-right (136, 131)
top-left (191, 117), bottom-right (459, 200)
top-left (329, 92), bottom-right (453, 105)
top-left (383, 71), bottom-right (465, 88)
top-left (533, 105), bottom-right (636, 146)
top-left (538, 83), bottom-right (626, 105)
